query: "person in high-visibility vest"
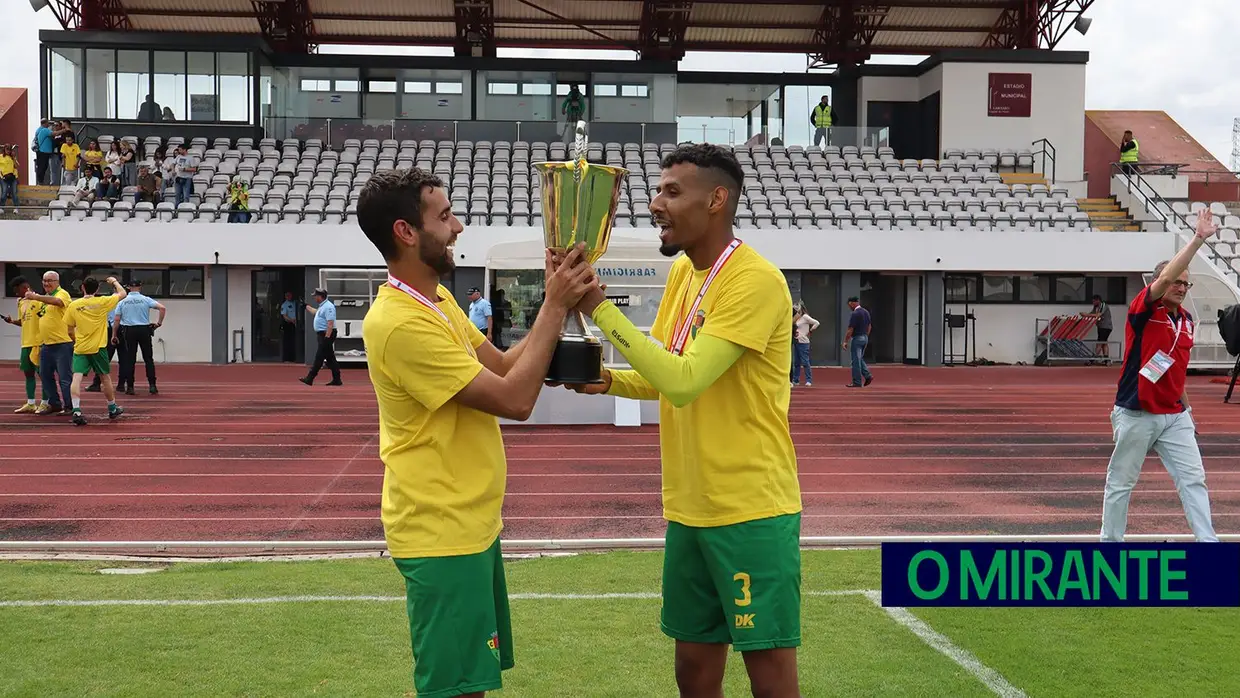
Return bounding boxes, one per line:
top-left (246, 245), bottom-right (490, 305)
top-left (810, 95), bottom-right (835, 147)
top-left (1120, 129), bottom-right (1139, 175)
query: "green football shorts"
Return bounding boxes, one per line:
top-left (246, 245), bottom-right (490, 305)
top-left (392, 537), bottom-right (514, 698)
top-left (71, 349), bottom-right (109, 376)
top-left (660, 512), bottom-right (802, 652)
top-left (19, 347), bottom-right (39, 372)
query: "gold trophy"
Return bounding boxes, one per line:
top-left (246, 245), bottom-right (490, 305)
top-left (534, 121), bottom-right (628, 384)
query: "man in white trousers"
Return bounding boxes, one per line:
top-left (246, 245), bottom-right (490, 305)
top-left (1101, 210), bottom-right (1219, 542)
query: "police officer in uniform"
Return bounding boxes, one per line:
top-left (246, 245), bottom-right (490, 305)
top-left (300, 288), bottom-right (341, 386)
top-left (116, 279), bottom-right (167, 395)
top-left (279, 290), bottom-right (298, 362)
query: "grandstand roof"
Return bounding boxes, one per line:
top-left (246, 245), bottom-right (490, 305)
top-left (50, 0), bottom-right (1093, 63)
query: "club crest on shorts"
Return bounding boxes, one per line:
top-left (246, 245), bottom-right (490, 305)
top-left (487, 630), bottom-right (500, 661)
top-left (690, 310), bottom-right (706, 339)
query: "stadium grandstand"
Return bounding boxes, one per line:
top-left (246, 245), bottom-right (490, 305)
top-left (3, 0), bottom-right (1238, 374)
top-left (5, 2), bottom-right (1240, 695)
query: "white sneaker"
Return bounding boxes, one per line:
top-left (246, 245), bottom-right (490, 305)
top-left (806, 382), bottom-right (813, 386)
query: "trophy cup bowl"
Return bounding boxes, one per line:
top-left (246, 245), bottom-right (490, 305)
top-left (534, 146), bottom-right (628, 384)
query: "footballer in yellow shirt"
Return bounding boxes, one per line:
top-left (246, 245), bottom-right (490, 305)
top-left (24, 271), bottom-right (74, 415)
top-left (355, 168), bottom-right (597, 698)
top-left (63, 276), bottom-right (127, 425)
top-left (554, 143), bottom-right (802, 697)
top-left (3, 276), bottom-right (49, 413)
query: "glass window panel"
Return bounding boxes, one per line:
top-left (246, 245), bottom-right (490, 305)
top-left (369, 80), bottom-right (397, 93)
top-left (152, 51), bottom-right (186, 122)
top-left (1018, 275), bottom-right (1050, 302)
top-left (168, 267), bottom-right (204, 297)
top-left (217, 52), bottom-right (251, 123)
top-left (1054, 275), bottom-right (1087, 303)
top-left (621, 84), bottom-right (648, 97)
top-left (404, 81), bottom-right (431, 93)
top-left (187, 52), bottom-right (216, 121)
top-left (85, 49), bottom-right (115, 119)
top-left (115, 50), bottom-right (150, 120)
top-left (981, 275), bottom-right (1014, 302)
top-left (488, 82), bottom-right (518, 95)
top-left (335, 80), bottom-right (359, 92)
top-left (436, 81), bottom-right (463, 94)
top-left (49, 47), bottom-right (84, 119)
top-left (523, 83), bottom-right (551, 95)
top-left (945, 276), bottom-right (976, 303)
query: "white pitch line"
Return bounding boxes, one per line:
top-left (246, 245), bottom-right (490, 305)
top-left (862, 591), bottom-right (1028, 698)
top-left (0, 588), bottom-right (873, 609)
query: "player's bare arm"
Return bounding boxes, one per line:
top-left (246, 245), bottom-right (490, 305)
top-left (454, 245), bottom-right (596, 420)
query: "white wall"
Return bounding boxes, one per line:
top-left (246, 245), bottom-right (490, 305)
top-left (939, 61), bottom-right (1086, 181)
top-left (0, 290), bottom-right (212, 363)
top-left (227, 267), bottom-right (253, 363)
top-left (946, 278), bottom-right (1137, 365)
top-left (0, 221), bottom-right (1178, 275)
top-left (857, 76), bottom-right (919, 130)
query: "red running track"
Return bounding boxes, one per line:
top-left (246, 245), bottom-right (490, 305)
top-left (1, 362), bottom-right (1238, 545)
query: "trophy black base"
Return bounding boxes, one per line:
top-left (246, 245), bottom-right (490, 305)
top-left (547, 337), bottom-right (605, 385)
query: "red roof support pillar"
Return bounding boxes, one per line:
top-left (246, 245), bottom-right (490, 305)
top-left (638, 0), bottom-right (692, 61)
top-left (252, 0), bottom-right (317, 54)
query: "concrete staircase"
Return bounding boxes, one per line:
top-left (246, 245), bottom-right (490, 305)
top-left (1075, 196), bottom-right (1139, 232)
top-left (0, 185), bottom-right (58, 221)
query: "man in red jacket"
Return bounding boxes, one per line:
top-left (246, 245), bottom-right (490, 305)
top-left (1101, 211), bottom-right (1220, 542)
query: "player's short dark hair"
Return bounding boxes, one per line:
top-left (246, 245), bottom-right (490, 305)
top-left (660, 143), bottom-right (744, 214)
top-left (847, 295), bottom-right (859, 303)
top-left (357, 168), bottom-right (446, 261)
top-left (10, 275), bottom-right (27, 292)
top-left (82, 276), bottom-right (99, 294)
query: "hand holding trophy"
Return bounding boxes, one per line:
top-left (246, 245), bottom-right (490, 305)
top-left (534, 120), bottom-right (628, 384)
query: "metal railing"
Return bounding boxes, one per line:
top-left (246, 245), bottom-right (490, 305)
top-left (1032, 137), bottom-right (1057, 183)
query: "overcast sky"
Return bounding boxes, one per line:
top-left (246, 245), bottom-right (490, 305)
top-left (4, 0), bottom-right (1237, 169)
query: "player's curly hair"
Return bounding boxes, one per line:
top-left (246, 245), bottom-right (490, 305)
top-left (660, 143), bottom-right (743, 214)
top-left (356, 168), bottom-right (446, 261)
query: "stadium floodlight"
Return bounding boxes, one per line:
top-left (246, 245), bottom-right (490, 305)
top-left (29, 0), bottom-right (50, 11)
top-left (1074, 16), bottom-right (1092, 35)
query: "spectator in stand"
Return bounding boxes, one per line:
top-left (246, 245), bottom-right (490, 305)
top-left (0, 144), bottom-right (19, 212)
top-left (118, 140), bottom-right (137, 186)
top-left (226, 175), bottom-right (251, 223)
top-left (134, 164), bottom-right (160, 204)
top-left (51, 120), bottom-right (73, 185)
top-left (59, 133), bottom-right (81, 186)
top-left (136, 94), bottom-right (162, 122)
top-left (791, 304), bottom-right (820, 387)
top-left (81, 139), bottom-right (104, 173)
top-left (1120, 130), bottom-right (1139, 175)
top-left (1086, 293), bottom-right (1113, 363)
top-left (95, 167), bottom-right (122, 203)
top-left (842, 296), bottom-right (874, 388)
top-left (105, 141), bottom-right (123, 174)
top-left (561, 84), bottom-right (585, 141)
top-left (34, 119), bottom-right (55, 185)
top-left (162, 107), bottom-right (176, 121)
top-left (172, 145), bottom-right (198, 206)
top-left (72, 168), bottom-right (101, 205)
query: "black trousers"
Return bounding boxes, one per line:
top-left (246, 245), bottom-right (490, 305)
top-left (119, 324), bottom-right (157, 389)
top-left (281, 321), bottom-right (297, 362)
top-left (306, 330), bottom-right (340, 382)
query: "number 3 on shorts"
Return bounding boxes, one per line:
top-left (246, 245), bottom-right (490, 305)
top-left (733, 572), bottom-right (752, 607)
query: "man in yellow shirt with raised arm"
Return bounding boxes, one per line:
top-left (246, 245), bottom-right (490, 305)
top-left (356, 168), bottom-right (597, 698)
top-left (64, 276), bottom-right (127, 426)
top-left (553, 142), bottom-right (802, 697)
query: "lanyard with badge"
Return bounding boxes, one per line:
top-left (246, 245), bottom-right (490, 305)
top-left (667, 239), bottom-right (742, 356)
top-left (1138, 315), bottom-right (1188, 383)
top-left (386, 274), bottom-right (476, 359)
